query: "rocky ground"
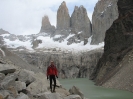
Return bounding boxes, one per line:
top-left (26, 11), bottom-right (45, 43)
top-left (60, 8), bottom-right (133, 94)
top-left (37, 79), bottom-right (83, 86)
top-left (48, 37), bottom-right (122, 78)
top-left (0, 47), bottom-right (88, 99)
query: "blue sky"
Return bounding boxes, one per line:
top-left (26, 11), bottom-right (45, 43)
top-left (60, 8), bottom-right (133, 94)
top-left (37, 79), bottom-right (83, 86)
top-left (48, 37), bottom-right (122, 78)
top-left (0, 0), bottom-right (98, 35)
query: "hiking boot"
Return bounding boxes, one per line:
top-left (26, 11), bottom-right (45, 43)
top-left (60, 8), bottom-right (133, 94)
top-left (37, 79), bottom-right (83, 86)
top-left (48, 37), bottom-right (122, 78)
top-left (53, 89), bottom-right (56, 93)
top-left (50, 89), bottom-right (52, 93)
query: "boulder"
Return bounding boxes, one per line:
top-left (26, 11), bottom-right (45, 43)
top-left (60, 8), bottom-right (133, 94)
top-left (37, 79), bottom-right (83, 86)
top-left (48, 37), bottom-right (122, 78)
top-left (55, 88), bottom-right (70, 97)
top-left (16, 93), bottom-right (30, 99)
top-left (69, 86), bottom-right (84, 99)
top-left (37, 92), bottom-right (62, 99)
top-left (15, 81), bottom-right (26, 91)
top-left (0, 64), bottom-right (16, 75)
top-left (26, 80), bottom-right (48, 95)
top-left (64, 95), bottom-right (82, 99)
top-left (17, 69), bottom-right (35, 85)
top-left (1, 74), bottom-right (17, 89)
top-left (0, 73), bottom-right (5, 82)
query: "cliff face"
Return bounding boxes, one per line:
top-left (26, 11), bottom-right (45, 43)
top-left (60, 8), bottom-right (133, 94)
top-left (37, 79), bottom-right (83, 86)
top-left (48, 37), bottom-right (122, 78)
top-left (17, 49), bottom-right (103, 79)
top-left (56, 1), bottom-right (70, 30)
top-left (90, 0), bottom-right (133, 92)
top-left (66, 6), bottom-right (92, 45)
top-left (70, 6), bottom-right (92, 38)
top-left (40, 15), bottom-right (55, 34)
top-left (91, 0), bottom-right (118, 44)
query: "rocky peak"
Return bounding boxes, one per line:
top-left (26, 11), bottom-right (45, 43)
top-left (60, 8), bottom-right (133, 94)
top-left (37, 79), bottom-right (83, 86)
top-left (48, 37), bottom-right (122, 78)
top-left (40, 15), bottom-right (55, 34)
top-left (56, 1), bottom-right (70, 30)
top-left (42, 16), bottom-right (51, 28)
top-left (0, 28), bottom-right (10, 35)
top-left (91, 0), bottom-right (118, 44)
top-left (70, 5), bottom-right (92, 38)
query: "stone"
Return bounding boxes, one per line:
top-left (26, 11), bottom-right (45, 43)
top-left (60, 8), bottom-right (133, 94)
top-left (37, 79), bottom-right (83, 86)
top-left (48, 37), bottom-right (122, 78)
top-left (91, 0), bottom-right (119, 44)
top-left (69, 86), bottom-right (84, 99)
top-left (18, 69), bottom-right (35, 85)
top-left (55, 88), bottom-right (70, 97)
top-left (64, 95), bottom-right (81, 99)
top-left (0, 90), bottom-right (10, 98)
top-left (56, 1), bottom-right (70, 30)
top-left (0, 73), bottom-right (5, 82)
top-left (26, 80), bottom-right (48, 95)
top-left (32, 39), bottom-right (42, 49)
top-left (1, 74), bottom-right (17, 89)
top-left (15, 81), bottom-right (26, 91)
top-left (0, 94), bottom-right (4, 99)
top-left (40, 15), bottom-right (55, 34)
top-left (0, 64), bottom-right (16, 75)
top-left (8, 86), bottom-right (18, 97)
top-left (37, 92), bottom-right (62, 99)
top-left (16, 93), bottom-right (30, 99)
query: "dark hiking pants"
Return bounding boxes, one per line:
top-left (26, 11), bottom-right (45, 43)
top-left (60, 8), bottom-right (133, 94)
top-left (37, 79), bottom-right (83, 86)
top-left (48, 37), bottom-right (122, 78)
top-left (49, 75), bottom-right (56, 91)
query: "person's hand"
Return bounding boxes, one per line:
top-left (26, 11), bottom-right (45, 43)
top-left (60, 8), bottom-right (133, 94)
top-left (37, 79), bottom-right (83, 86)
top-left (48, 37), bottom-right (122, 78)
top-left (47, 76), bottom-right (49, 80)
top-left (56, 76), bottom-right (58, 78)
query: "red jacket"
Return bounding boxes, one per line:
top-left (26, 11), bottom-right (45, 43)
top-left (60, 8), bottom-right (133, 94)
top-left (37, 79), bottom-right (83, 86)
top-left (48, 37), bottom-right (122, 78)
top-left (47, 65), bottom-right (58, 76)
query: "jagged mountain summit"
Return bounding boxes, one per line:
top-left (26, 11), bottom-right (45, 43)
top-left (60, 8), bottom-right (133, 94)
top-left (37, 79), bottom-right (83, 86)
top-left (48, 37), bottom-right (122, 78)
top-left (91, 0), bottom-right (118, 44)
top-left (0, 28), bottom-right (104, 53)
top-left (0, 1), bottom-right (105, 53)
top-left (40, 15), bottom-right (55, 34)
top-left (39, 1), bottom-right (92, 45)
top-left (56, 1), bottom-right (70, 30)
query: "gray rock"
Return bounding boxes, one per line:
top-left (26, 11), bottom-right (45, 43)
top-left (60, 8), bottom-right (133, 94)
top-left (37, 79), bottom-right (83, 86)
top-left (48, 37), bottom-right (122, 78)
top-left (1, 74), bottom-right (17, 89)
top-left (18, 69), bottom-right (35, 85)
top-left (0, 64), bottom-right (16, 75)
top-left (70, 6), bottom-right (92, 38)
top-left (0, 29), bottom-right (10, 35)
top-left (0, 73), bottom-right (5, 82)
top-left (0, 90), bottom-right (10, 99)
top-left (90, 0), bottom-right (133, 93)
top-left (40, 15), bottom-right (55, 34)
top-left (37, 92), bottom-right (62, 99)
top-left (15, 81), bottom-right (26, 91)
top-left (91, 0), bottom-right (118, 44)
top-left (32, 39), bottom-right (42, 49)
top-left (64, 95), bottom-right (82, 99)
top-left (69, 86), bottom-right (84, 99)
top-left (16, 93), bottom-right (30, 99)
top-left (56, 1), bottom-right (70, 30)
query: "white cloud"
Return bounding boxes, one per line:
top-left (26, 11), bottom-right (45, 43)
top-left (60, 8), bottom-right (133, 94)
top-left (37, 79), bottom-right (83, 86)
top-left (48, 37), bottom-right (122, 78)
top-left (0, 0), bottom-right (98, 35)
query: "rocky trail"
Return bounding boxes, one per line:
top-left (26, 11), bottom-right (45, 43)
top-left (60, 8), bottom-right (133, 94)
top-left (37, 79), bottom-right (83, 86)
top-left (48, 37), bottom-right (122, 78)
top-left (0, 47), bottom-right (88, 99)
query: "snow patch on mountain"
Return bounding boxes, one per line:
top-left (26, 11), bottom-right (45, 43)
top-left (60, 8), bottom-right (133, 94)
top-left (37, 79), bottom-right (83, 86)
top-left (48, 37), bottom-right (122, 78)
top-left (0, 32), bottom-right (104, 53)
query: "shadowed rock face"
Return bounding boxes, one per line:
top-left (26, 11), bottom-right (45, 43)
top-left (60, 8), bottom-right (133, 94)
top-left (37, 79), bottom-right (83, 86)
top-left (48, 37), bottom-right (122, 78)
top-left (56, 1), bottom-right (70, 30)
top-left (70, 6), bottom-right (92, 38)
top-left (91, 0), bottom-right (118, 44)
top-left (40, 16), bottom-right (55, 34)
top-left (90, 0), bottom-right (133, 92)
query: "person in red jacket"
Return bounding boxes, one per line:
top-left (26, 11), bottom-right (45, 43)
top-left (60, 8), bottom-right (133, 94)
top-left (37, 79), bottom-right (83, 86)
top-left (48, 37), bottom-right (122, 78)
top-left (47, 61), bottom-right (58, 92)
